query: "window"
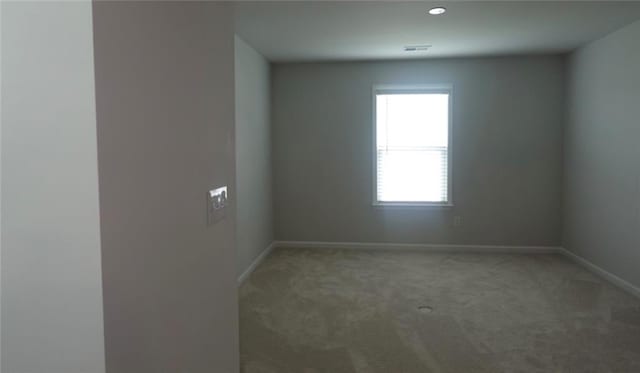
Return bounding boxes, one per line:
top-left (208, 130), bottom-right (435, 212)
top-left (373, 85), bottom-right (452, 206)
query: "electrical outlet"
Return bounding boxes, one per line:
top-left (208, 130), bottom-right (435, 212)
top-left (207, 186), bottom-right (228, 225)
top-left (453, 216), bottom-right (462, 227)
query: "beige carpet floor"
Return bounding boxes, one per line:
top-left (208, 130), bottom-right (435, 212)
top-left (239, 248), bottom-right (640, 372)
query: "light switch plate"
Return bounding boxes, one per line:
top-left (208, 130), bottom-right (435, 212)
top-left (207, 186), bottom-right (228, 225)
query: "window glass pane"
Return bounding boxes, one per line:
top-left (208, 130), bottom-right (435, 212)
top-left (376, 93), bottom-right (448, 149)
top-left (377, 149), bottom-right (447, 202)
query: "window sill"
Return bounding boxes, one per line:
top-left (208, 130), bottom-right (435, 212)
top-left (373, 201), bottom-right (454, 208)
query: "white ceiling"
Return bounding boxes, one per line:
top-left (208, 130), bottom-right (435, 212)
top-left (234, 1), bottom-right (640, 62)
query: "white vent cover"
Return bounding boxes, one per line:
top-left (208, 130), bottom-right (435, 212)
top-left (404, 45), bottom-right (431, 52)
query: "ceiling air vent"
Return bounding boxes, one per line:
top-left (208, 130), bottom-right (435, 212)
top-left (404, 45), bottom-right (431, 52)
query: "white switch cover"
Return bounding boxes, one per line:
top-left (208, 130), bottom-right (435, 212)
top-left (207, 186), bottom-right (228, 225)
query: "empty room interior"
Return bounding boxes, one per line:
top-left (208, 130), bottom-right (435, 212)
top-left (2, 1), bottom-right (640, 372)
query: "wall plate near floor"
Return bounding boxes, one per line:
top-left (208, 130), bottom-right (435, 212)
top-left (207, 186), bottom-right (228, 225)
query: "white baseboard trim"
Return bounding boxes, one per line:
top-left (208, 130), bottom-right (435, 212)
top-left (559, 247), bottom-right (640, 299)
top-left (273, 240), bottom-right (561, 254)
top-left (240, 241), bottom-right (640, 299)
top-left (238, 241), bottom-right (275, 285)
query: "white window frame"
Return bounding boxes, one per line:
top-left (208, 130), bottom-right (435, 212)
top-left (372, 84), bottom-right (454, 207)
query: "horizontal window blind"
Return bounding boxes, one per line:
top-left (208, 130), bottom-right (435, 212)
top-left (375, 91), bottom-right (450, 203)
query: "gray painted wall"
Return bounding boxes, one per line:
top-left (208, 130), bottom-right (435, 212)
top-left (235, 37), bottom-right (274, 277)
top-left (272, 56), bottom-right (565, 246)
top-left (563, 20), bottom-right (640, 288)
top-left (92, 3), bottom-right (239, 372)
top-left (1, 2), bottom-right (106, 372)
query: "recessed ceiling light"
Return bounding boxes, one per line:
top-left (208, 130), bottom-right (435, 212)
top-left (428, 7), bottom-right (446, 15)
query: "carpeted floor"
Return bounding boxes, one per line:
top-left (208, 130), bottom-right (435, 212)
top-left (239, 248), bottom-right (640, 372)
